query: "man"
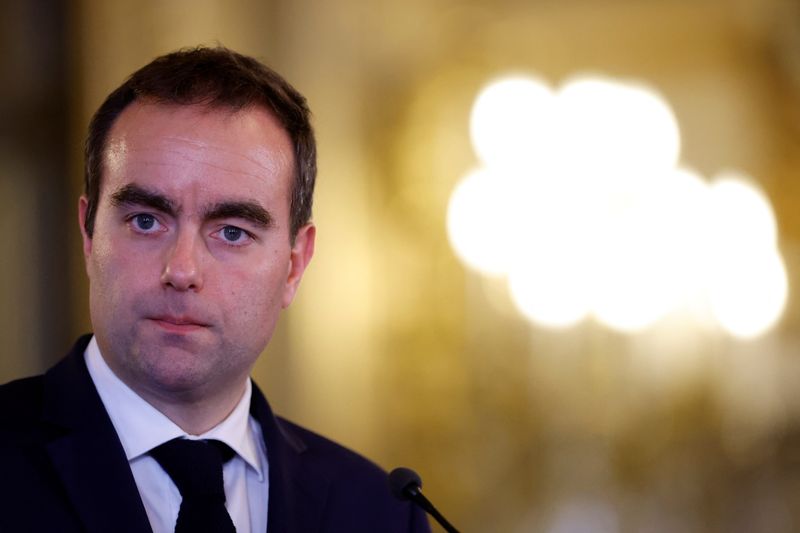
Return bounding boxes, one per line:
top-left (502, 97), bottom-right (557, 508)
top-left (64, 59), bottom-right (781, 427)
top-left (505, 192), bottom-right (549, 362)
top-left (0, 46), bottom-right (429, 533)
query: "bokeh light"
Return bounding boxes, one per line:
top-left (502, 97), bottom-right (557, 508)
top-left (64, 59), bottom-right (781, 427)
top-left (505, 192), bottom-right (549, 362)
top-left (708, 248), bottom-right (788, 338)
top-left (707, 175), bottom-right (779, 253)
top-left (446, 168), bottom-right (514, 276)
top-left (469, 76), bottom-right (555, 172)
top-left (447, 73), bottom-right (789, 338)
top-left (706, 177), bottom-right (787, 338)
top-left (507, 237), bottom-right (592, 328)
top-left (557, 76), bottom-right (681, 179)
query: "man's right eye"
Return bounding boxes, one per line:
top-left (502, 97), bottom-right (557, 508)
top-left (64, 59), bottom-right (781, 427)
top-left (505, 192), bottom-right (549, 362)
top-left (129, 213), bottom-right (163, 233)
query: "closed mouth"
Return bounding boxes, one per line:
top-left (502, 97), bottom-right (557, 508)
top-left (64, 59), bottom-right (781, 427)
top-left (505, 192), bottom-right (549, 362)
top-left (148, 316), bottom-right (210, 331)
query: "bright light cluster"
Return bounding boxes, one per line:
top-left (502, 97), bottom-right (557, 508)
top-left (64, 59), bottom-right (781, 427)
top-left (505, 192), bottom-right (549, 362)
top-left (447, 75), bottom-right (788, 338)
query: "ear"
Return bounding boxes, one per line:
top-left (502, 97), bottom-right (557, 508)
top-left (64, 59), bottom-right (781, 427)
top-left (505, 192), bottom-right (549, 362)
top-left (78, 196), bottom-right (93, 259)
top-left (282, 223), bottom-right (316, 308)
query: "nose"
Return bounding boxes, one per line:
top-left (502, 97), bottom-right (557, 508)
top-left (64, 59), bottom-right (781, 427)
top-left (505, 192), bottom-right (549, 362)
top-left (161, 230), bottom-right (204, 292)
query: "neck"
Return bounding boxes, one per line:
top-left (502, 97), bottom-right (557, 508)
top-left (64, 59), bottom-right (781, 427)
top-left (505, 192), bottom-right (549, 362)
top-left (90, 339), bottom-right (251, 435)
top-left (108, 363), bottom-right (250, 435)
top-left (138, 379), bottom-right (248, 435)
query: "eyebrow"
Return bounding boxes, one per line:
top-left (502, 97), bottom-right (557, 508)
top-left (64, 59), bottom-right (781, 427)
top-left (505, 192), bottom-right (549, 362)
top-left (109, 183), bottom-right (273, 228)
top-left (110, 184), bottom-right (176, 216)
top-left (203, 201), bottom-right (273, 228)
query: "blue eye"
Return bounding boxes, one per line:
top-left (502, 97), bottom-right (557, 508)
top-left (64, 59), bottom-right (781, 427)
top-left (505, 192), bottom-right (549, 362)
top-left (133, 214), bottom-right (156, 231)
top-left (129, 213), bottom-right (163, 233)
top-left (215, 225), bottom-right (252, 246)
top-left (223, 226), bottom-right (244, 242)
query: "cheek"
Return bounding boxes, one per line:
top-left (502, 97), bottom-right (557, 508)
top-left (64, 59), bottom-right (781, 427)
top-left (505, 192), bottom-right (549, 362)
top-left (220, 259), bottom-right (288, 314)
top-left (214, 269), bottom-right (284, 354)
top-left (225, 267), bottom-right (280, 306)
top-left (88, 240), bottom-right (151, 304)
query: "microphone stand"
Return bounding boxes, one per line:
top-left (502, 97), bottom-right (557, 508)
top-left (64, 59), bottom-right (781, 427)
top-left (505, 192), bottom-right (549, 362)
top-left (389, 467), bottom-right (461, 533)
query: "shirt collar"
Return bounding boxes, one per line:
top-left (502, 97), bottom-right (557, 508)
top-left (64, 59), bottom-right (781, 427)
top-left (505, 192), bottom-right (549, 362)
top-left (84, 336), bottom-right (263, 479)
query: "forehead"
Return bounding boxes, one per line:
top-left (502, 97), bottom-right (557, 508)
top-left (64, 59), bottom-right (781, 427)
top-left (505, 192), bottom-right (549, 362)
top-left (102, 102), bottom-right (295, 206)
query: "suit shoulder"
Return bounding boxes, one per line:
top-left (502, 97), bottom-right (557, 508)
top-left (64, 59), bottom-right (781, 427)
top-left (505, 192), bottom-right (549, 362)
top-left (0, 375), bottom-right (45, 422)
top-left (275, 416), bottom-right (387, 480)
top-left (274, 417), bottom-right (430, 532)
top-left (0, 375), bottom-right (52, 448)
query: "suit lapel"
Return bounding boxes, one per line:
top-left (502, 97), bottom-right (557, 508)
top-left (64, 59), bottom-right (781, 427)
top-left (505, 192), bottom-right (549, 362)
top-left (250, 384), bottom-right (330, 533)
top-left (41, 336), bottom-right (333, 533)
top-left (42, 336), bottom-right (152, 533)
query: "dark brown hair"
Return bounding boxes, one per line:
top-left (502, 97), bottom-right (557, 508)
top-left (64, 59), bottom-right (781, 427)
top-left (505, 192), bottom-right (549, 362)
top-left (83, 46), bottom-right (316, 239)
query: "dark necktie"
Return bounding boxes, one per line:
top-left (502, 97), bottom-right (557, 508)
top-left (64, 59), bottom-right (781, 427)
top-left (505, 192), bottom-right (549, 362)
top-left (150, 438), bottom-right (237, 533)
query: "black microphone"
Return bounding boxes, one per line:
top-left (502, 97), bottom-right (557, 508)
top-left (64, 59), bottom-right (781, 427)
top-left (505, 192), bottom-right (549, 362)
top-left (388, 467), bottom-right (460, 533)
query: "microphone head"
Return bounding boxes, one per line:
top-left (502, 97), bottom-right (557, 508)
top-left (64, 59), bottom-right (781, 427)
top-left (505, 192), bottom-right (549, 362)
top-left (388, 467), bottom-right (423, 501)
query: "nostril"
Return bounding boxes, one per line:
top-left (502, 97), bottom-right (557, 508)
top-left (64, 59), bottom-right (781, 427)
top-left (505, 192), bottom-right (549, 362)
top-left (160, 234), bottom-right (205, 291)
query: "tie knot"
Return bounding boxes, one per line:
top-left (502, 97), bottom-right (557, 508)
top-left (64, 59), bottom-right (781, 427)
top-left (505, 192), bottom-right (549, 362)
top-left (150, 438), bottom-right (235, 499)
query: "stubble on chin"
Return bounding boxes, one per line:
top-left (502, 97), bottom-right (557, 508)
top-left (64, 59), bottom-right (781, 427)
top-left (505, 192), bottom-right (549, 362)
top-left (105, 327), bottom-right (218, 400)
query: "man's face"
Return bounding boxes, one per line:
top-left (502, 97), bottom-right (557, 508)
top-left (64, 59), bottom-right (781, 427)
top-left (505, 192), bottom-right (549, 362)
top-left (79, 102), bottom-right (314, 405)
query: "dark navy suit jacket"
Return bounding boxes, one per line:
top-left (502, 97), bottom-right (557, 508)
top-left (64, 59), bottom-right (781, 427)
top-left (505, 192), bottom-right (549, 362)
top-left (0, 335), bottom-right (430, 532)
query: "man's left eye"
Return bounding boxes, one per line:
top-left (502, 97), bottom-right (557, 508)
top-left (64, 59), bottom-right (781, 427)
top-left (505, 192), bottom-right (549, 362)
top-left (218, 226), bottom-right (250, 245)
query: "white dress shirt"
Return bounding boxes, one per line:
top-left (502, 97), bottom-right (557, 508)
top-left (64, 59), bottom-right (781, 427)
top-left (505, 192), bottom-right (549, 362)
top-left (84, 336), bottom-right (269, 533)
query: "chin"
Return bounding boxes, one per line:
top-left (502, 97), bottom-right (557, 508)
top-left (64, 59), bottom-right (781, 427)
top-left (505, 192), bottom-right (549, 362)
top-left (132, 344), bottom-right (218, 393)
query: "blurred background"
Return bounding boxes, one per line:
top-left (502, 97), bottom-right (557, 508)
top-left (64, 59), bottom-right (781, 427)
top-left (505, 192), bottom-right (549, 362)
top-left (2, 0), bottom-right (800, 531)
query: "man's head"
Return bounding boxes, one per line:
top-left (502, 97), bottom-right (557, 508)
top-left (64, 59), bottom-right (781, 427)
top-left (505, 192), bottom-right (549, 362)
top-left (78, 47), bottom-right (316, 425)
top-left (84, 46), bottom-right (316, 242)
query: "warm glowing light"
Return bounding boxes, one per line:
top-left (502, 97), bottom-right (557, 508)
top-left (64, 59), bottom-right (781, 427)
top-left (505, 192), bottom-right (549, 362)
top-left (446, 169), bottom-right (513, 276)
top-left (448, 72), bottom-right (788, 338)
top-left (591, 204), bottom-right (678, 331)
top-left (706, 177), bottom-right (787, 338)
top-left (502, 167), bottom-right (595, 327)
top-left (708, 175), bottom-right (778, 251)
top-left (469, 76), bottom-right (555, 171)
top-left (508, 236), bottom-right (591, 328)
top-left (592, 168), bottom-right (711, 331)
top-left (709, 248), bottom-right (788, 338)
top-left (557, 76), bottom-right (681, 180)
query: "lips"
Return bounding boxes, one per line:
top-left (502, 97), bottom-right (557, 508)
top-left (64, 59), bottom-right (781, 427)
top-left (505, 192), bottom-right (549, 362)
top-left (148, 315), bottom-right (210, 333)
